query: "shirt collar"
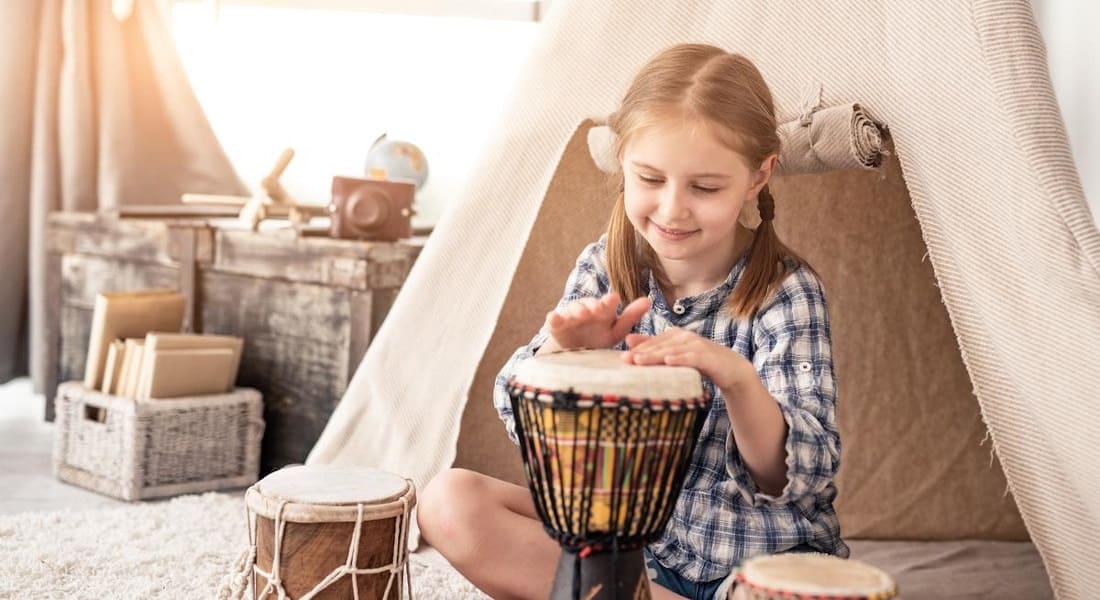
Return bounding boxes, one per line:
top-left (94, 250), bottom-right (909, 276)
top-left (645, 249), bottom-right (750, 321)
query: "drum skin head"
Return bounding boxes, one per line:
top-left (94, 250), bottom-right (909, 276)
top-left (737, 553), bottom-right (897, 599)
top-left (512, 349), bottom-right (705, 403)
top-left (246, 465), bottom-right (413, 522)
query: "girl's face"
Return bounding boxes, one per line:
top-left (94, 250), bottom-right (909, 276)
top-left (622, 117), bottom-right (771, 273)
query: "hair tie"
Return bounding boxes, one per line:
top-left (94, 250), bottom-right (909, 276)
top-left (758, 187), bottom-right (775, 222)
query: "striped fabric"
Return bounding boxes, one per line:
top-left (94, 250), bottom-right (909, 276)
top-left (309, 2), bottom-right (1100, 596)
top-left (495, 239), bottom-right (848, 582)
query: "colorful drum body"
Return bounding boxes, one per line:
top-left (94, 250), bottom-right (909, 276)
top-left (244, 465), bottom-right (415, 600)
top-left (508, 349), bottom-right (709, 599)
top-left (733, 553), bottom-right (898, 600)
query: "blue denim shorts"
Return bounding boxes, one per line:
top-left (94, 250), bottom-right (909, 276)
top-left (644, 545), bottom-right (818, 600)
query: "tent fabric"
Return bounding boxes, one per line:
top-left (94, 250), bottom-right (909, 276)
top-left (446, 118), bottom-right (1033, 545)
top-left (308, 1), bottom-right (1100, 596)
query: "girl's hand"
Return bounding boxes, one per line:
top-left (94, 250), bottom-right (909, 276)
top-left (623, 327), bottom-right (752, 393)
top-left (543, 292), bottom-right (652, 352)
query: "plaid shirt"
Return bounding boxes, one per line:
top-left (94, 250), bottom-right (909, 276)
top-left (493, 237), bottom-right (848, 583)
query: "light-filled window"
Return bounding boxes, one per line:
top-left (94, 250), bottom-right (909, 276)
top-left (171, 3), bottom-right (540, 227)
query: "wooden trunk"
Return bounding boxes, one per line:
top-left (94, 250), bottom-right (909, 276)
top-left (43, 212), bottom-right (423, 473)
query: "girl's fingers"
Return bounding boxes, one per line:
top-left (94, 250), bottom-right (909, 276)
top-left (612, 296), bottom-right (653, 340)
top-left (629, 337), bottom-right (703, 365)
top-left (624, 333), bottom-right (650, 348)
top-left (568, 302), bottom-right (588, 320)
top-left (664, 351), bottom-right (701, 367)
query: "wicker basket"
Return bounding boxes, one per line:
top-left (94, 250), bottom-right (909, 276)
top-left (52, 382), bottom-right (264, 501)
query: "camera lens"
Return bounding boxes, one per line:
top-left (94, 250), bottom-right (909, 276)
top-left (347, 189), bottom-right (391, 233)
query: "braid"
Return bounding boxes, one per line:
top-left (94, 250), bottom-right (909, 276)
top-left (758, 186), bottom-right (775, 222)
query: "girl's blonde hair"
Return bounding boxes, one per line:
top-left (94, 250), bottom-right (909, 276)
top-left (606, 43), bottom-right (811, 320)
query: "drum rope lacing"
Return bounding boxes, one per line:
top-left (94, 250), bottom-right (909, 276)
top-left (218, 488), bottom-right (415, 599)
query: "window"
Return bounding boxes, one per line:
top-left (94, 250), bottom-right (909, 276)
top-left (171, 2), bottom-right (541, 226)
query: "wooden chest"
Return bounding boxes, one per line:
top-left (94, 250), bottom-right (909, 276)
top-left (43, 212), bottom-right (423, 473)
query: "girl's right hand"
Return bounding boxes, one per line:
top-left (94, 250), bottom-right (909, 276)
top-left (540, 292), bottom-right (652, 353)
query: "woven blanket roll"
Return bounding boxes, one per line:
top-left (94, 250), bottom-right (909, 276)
top-left (586, 103), bottom-right (885, 176)
top-left (776, 103), bottom-right (884, 174)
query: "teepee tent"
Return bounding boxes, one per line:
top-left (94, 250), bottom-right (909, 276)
top-left (309, 1), bottom-right (1100, 597)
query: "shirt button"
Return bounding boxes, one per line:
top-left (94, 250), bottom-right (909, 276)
top-left (672, 302), bottom-right (686, 315)
top-left (798, 362), bottom-right (812, 372)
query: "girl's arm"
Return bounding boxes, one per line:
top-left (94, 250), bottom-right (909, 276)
top-left (720, 361), bottom-right (789, 496)
top-left (624, 267), bottom-right (840, 505)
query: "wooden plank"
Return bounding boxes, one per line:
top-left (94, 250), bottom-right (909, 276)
top-left (59, 305), bottom-right (91, 392)
top-left (200, 271), bottom-right (352, 473)
top-left (72, 221), bottom-right (174, 264)
top-left (41, 249), bottom-right (64, 419)
top-left (60, 255), bottom-right (180, 309)
top-left (169, 227), bottom-right (206, 333)
top-left (346, 292), bottom-right (373, 383)
top-left (212, 230), bottom-right (421, 289)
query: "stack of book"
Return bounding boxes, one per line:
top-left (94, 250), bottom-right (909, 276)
top-left (100, 332), bottom-right (243, 399)
top-left (83, 289), bottom-right (244, 400)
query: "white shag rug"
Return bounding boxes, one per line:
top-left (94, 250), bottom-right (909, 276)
top-left (0, 492), bottom-right (488, 600)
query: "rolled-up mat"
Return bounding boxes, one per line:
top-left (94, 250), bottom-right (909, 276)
top-left (776, 103), bottom-right (885, 174)
top-left (586, 103), bottom-right (886, 175)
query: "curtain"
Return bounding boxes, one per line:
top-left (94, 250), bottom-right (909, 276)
top-left (0, 0), bottom-right (246, 386)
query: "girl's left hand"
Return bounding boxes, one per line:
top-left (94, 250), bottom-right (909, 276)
top-left (623, 327), bottom-right (751, 393)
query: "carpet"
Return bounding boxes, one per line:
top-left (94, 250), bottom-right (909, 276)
top-left (0, 492), bottom-right (488, 599)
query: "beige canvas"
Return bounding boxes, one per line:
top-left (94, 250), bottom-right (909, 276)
top-left (310, 2), bottom-right (1100, 596)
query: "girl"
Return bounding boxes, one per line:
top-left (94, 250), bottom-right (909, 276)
top-left (418, 43), bottom-right (847, 600)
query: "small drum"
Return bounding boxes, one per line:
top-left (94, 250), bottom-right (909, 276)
top-left (733, 553), bottom-right (898, 600)
top-left (507, 349), bottom-right (709, 600)
top-left (243, 465), bottom-right (416, 600)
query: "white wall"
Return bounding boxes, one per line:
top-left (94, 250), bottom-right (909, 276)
top-left (1033, 0), bottom-right (1100, 227)
top-left (171, 5), bottom-right (539, 227)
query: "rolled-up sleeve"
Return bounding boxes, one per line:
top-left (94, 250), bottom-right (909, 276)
top-left (726, 266), bottom-right (840, 505)
top-left (493, 239), bottom-right (609, 444)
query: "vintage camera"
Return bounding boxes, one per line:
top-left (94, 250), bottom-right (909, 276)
top-left (328, 175), bottom-right (415, 241)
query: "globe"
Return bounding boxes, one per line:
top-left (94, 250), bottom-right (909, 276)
top-left (363, 135), bottom-right (429, 190)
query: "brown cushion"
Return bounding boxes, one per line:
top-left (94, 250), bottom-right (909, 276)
top-left (763, 142), bottom-right (1028, 540)
top-left (455, 121), bottom-right (1029, 541)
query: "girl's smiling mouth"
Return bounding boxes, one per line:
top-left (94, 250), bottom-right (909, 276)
top-left (651, 220), bottom-right (700, 240)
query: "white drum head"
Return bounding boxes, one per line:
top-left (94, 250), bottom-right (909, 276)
top-left (511, 349), bottom-right (704, 404)
top-left (247, 465), bottom-right (413, 522)
top-left (737, 553), bottom-right (897, 599)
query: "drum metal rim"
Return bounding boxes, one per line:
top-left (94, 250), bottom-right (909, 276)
top-left (245, 482), bottom-right (417, 523)
top-left (506, 380), bottom-right (710, 410)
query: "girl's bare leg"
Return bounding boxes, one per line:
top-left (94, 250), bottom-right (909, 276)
top-left (417, 468), bottom-right (685, 600)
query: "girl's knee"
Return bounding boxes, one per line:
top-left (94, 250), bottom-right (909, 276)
top-left (417, 468), bottom-right (485, 549)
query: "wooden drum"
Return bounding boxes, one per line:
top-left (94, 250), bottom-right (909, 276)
top-left (507, 349), bottom-right (709, 600)
top-left (243, 465), bottom-right (415, 599)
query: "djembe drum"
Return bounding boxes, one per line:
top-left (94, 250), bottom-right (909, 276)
top-left (732, 554), bottom-right (898, 600)
top-left (238, 465), bottom-right (415, 600)
top-left (507, 349), bottom-right (710, 600)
